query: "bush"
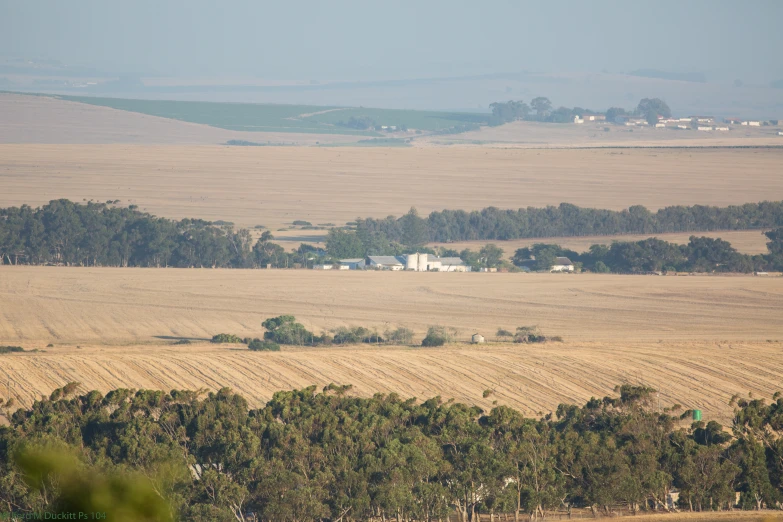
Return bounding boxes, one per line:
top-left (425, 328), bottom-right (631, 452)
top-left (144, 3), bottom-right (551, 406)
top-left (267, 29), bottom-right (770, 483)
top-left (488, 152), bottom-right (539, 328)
top-left (172, 339), bottom-right (192, 345)
top-left (262, 315), bottom-right (324, 346)
top-left (384, 326), bottom-right (415, 345)
top-left (292, 220), bottom-right (312, 226)
top-left (248, 339), bottom-right (280, 351)
top-left (332, 326), bottom-right (384, 345)
top-left (0, 346), bottom-right (24, 354)
top-left (421, 326), bottom-right (456, 347)
top-left (210, 333), bottom-right (244, 344)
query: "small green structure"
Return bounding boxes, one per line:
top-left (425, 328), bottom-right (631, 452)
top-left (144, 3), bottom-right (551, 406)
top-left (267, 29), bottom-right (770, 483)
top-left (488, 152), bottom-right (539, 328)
top-left (692, 409), bottom-right (702, 421)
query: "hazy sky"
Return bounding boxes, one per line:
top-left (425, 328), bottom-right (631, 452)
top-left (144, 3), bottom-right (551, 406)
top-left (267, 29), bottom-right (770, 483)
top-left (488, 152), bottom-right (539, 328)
top-left (2, 0), bottom-right (782, 83)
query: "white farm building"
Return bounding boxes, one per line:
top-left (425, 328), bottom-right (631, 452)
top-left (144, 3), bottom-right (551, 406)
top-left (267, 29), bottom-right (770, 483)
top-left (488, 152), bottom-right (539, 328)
top-left (366, 253), bottom-right (469, 272)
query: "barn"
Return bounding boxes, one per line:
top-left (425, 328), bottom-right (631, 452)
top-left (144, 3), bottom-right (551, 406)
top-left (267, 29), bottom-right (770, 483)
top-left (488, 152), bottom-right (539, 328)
top-left (551, 257), bottom-right (575, 272)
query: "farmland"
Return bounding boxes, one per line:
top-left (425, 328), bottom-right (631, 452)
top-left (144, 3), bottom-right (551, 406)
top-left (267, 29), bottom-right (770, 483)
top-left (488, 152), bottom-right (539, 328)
top-left (53, 94), bottom-right (487, 134)
top-left (1, 144), bottom-right (782, 229)
top-left (0, 267), bottom-right (782, 422)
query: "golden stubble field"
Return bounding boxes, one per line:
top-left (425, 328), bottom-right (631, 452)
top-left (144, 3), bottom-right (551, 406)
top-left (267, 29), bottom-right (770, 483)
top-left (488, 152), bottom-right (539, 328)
top-left (1, 144), bottom-right (782, 228)
top-left (0, 267), bottom-right (782, 422)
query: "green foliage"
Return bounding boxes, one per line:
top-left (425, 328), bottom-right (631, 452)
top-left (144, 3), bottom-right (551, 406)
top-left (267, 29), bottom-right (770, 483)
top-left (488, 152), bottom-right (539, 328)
top-left (331, 326), bottom-right (383, 344)
top-left (325, 228), bottom-right (365, 259)
top-left (400, 207), bottom-right (428, 247)
top-left (2, 383), bottom-right (782, 519)
top-left (248, 339), bottom-right (281, 351)
top-left (210, 333), bottom-right (244, 344)
top-left (262, 315), bottom-right (324, 346)
top-left (0, 345), bottom-right (24, 354)
top-left (384, 326), bottom-right (415, 345)
top-left (421, 325), bottom-right (456, 347)
top-left (0, 200), bottom-right (256, 268)
top-left (14, 445), bottom-right (176, 522)
top-left (357, 201), bottom-right (783, 247)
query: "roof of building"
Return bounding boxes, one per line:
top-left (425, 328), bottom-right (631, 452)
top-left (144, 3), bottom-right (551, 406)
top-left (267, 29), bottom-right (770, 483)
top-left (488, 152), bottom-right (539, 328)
top-left (555, 257), bottom-right (573, 265)
top-left (435, 257), bottom-right (465, 265)
top-left (367, 255), bottom-right (405, 265)
top-left (339, 258), bottom-right (364, 263)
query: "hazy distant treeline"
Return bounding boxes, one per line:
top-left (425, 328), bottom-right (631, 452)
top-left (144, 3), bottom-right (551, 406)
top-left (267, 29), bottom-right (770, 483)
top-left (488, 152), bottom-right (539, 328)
top-left (358, 202), bottom-right (783, 243)
top-left (0, 199), bottom-right (273, 268)
top-left (2, 384), bottom-right (782, 520)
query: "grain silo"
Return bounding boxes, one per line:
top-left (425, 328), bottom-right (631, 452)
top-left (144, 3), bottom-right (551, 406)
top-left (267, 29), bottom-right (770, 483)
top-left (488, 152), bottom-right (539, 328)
top-left (406, 253), bottom-right (418, 270)
top-left (417, 253), bottom-right (428, 272)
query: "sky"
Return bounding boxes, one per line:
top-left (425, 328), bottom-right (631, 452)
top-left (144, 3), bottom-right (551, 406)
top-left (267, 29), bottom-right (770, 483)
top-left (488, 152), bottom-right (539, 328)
top-left (2, 0), bottom-right (782, 83)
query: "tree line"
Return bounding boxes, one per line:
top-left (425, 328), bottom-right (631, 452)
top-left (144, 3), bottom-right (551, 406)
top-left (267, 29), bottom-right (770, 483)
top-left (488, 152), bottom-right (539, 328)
top-left (1, 383), bottom-right (781, 521)
top-left (489, 97), bottom-right (671, 126)
top-left (357, 203), bottom-right (783, 246)
top-left (0, 199), bottom-right (306, 268)
top-left (512, 231), bottom-right (783, 273)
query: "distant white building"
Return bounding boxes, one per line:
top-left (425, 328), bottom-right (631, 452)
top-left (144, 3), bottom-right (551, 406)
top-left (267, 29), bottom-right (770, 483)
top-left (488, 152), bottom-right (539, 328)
top-left (366, 253), bottom-right (468, 272)
top-left (778, 131), bottom-right (783, 136)
top-left (551, 257), bottom-right (575, 272)
top-left (367, 256), bottom-right (406, 270)
top-left (748, 121), bottom-right (761, 126)
top-left (677, 124), bottom-right (689, 130)
top-left (655, 123), bottom-right (666, 128)
top-left (697, 126), bottom-right (713, 131)
top-left (313, 264), bottom-right (334, 270)
top-left (715, 127), bottom-right (730, 131)
top-left (573, 115), bottom-right (584, 124)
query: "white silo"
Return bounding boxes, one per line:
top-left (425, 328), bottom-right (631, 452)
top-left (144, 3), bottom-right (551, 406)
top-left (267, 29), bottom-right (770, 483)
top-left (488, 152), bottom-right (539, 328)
top-left (406, 253), bottom-right (418, 270)
top-left (417, 253), bottom-right (428, 272)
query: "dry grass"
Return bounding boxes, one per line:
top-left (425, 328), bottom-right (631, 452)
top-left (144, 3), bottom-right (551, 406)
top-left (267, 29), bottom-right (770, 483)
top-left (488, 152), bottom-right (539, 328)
top-left (2, 267), bottom-right (781, 345)
top-left (0, 267), bottom-right (782, 421)
top-left (1, 145), bottom-right (782, 228)
top-left (0, 94), bottom-right (359, 146)
top-left (431, 230), bottom-right (773, 256)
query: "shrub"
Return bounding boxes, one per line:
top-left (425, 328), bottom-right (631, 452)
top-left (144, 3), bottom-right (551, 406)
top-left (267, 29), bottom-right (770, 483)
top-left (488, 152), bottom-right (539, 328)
top-left (384, 326), bottom-right (414, 345)
top-left (46, 343), bottom-right (54, 348)
top-left (496, 328), bottom-right (514, 338)
top-left (262, 315), bottom-right (324, 346)
top-left (292, 220), bottom-right (312, 226)
top-left (172, 339), bottom-right (192, 345)
top-left (248, 339), bottom-right (280, 351)
top-left (210, 333), bottom-right (244, 344)
top-left (0, 346), bottom-right (24, 354)
top-left (332, 326), bottom-right (384, 344)
top-left (421, 326), bottom-right (456, 347)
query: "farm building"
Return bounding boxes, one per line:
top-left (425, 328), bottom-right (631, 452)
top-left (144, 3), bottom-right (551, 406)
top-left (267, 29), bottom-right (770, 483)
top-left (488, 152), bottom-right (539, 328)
top-left (471, 333), bottom-right (485, 344)
top-left (367, 254), bottom-right (469, 272)
top-left (697, 126), bottom-right (713, 131)
top-left (551, 257), bottom-right (575, 272)
top-left (677, 124), bottom-right (689, 130)
top-left (725, 117), bottom-right (743, 124)
top-left (573, 116), bottom-right (584, 124)
top-left (778, 131), bottom-right (783, 136)
top-left (747, 121), bottom-right (761, 126)
top-left (654, 123), bottom-right (665, 128)
top-left (338, 258), bottom-right (365, 270)
top-left (367, 256), bottom-right (406, 270)
top-left (715, 127), bottom-right (729, 131)
top-left (313, 264), bottom-right (334, 270)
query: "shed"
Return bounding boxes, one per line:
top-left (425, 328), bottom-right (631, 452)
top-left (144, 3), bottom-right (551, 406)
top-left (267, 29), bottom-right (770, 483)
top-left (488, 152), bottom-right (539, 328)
top-left (471, 333), bottom-right (485, 344)
top-left (551, 257), bottom-right (575, 272)
top-left (338, 258), bottom-right (365, 270)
